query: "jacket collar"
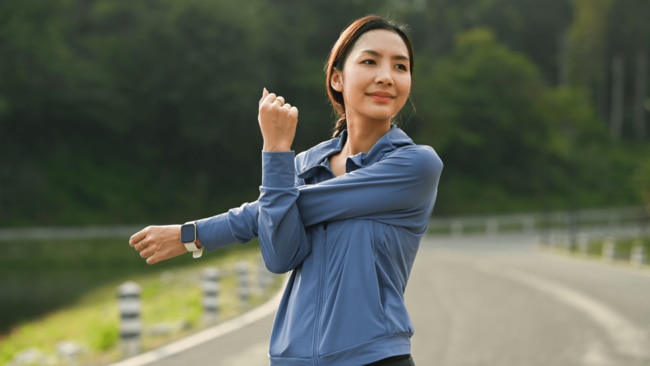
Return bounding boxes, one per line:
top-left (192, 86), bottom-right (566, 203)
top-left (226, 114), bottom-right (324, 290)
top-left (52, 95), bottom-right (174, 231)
top-left (297, 125), bottom-right (414, 179)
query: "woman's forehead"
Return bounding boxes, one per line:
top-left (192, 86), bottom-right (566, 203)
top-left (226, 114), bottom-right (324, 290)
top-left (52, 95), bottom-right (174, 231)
top-left (349, 29), bottom-right (409, 59)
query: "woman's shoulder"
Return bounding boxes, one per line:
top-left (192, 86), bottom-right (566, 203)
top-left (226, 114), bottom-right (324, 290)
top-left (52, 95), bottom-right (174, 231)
top-left (393, 143), bottom-right (443, 169)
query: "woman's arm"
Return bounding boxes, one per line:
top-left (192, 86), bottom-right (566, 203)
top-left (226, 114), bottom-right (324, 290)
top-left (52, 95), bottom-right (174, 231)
top-left (131, 144), bottom-right (441, 267)
top-left (258, 152), bottom-right (310, 273)
top-left (256, 145), bottom-right (443, 273)
top-left (297, 145), bottom-right (443, 228)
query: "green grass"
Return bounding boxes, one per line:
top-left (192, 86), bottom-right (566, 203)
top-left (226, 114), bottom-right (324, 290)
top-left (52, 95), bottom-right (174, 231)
top-left (0, 237), bottom-right (283, 365)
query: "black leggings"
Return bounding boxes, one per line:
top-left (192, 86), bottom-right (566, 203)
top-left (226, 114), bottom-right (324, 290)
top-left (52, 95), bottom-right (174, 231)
top-left (364, 354), bottom-right (415, 366)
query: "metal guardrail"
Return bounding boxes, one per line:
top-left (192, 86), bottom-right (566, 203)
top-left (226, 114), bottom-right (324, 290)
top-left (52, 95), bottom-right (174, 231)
top-left (0, 206), bottom-right (647, 241)
top-left (0, 225), bottom-right (144, 241)
top-left (427, 206), bottom-right (649, 238)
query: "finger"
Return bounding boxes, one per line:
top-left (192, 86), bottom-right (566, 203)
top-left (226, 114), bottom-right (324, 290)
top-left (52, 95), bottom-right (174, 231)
top-left (275, 96), bottom-right (285, 105)
top-left (129, 231), bottom-right (144, 247)
top-left (261, 92), bottom-right (277, 109)
top-left (289, 106), bottom-right (299, 118)
top-left (259, 87), bottom-right (269, 106)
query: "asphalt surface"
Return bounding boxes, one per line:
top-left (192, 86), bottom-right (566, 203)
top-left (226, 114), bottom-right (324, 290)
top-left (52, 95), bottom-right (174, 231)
top-left (112, 234), bottom-right (650, 366)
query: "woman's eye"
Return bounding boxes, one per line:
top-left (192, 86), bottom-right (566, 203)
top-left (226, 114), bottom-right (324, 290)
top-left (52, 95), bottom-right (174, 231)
top-left (395, 64), bottom-right (408, 71)
top-left (361, 59), bottom-right (376, 65)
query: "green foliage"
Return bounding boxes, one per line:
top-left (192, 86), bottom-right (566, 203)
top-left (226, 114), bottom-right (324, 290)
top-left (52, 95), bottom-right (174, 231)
top-left (0, 0), bottom-right (646, 225)
top-left (413, 28), bottom-right (553, 213)
top-left (91, 320), bottom-right (119, 352)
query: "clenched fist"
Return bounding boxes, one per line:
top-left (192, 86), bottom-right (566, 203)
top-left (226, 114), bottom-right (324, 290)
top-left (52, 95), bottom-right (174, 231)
top-left (258, 88), bottom-right (299, 152)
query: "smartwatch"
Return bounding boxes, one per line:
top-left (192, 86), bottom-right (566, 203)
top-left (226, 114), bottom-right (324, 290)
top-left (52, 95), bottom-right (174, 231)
top-left (180, 221), bottom-right (203, 258)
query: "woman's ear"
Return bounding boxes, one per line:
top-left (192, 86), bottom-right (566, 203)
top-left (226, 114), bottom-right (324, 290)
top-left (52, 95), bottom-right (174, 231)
top-left (330, 69), bottom-right (343, 92)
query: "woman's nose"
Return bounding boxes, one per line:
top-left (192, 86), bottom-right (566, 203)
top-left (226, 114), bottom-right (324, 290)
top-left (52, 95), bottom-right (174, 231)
top-left (375, 65), bottom-right (394, 85)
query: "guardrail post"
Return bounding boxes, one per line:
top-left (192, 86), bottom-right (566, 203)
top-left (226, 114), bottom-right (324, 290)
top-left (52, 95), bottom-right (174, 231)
top-left (558, 233), bottom-right (570, 250)
top-left (577, 232), bottom-right (589, 255)
top-left (631, 241), bottom-right (646, 267)
top-left (118, 281), bottom-right (141, 357)
top-left (237, 261), bottom-right (250, 308)
top-left (258, 257), bottom-right (273, 295)
top-left (602, 238), bottom-right (616, 262)
top-left (202, 267), bottom-right (220, 325)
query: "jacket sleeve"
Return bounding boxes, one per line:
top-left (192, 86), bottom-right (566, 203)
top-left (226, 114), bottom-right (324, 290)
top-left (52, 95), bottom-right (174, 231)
top-left (258, 152), bottom-right (311, 273)
top-left (195, 201), bottom-right (259, 251)
top-left (257, 146), bottom-right (443, 273)
top-left (297, 145), bottom-right (443, 229)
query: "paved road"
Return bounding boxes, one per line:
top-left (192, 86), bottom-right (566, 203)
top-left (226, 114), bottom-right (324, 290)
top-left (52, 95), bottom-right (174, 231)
top-left (409, 235), bottom-right (650, 366)
top-left (113, 234), bottom-right (650, 366)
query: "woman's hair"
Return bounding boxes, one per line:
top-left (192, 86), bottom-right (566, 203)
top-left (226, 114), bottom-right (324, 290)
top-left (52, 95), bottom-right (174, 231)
top-left (325, 15), bottom-right (414, 137)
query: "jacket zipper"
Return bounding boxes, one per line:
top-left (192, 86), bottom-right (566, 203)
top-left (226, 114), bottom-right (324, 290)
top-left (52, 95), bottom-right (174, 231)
top-left (312, 224), bottom-right (327, 365)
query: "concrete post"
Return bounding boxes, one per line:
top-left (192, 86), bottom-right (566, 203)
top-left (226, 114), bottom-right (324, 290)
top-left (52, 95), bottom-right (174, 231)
top-left (577, 232), bottom-right (589, 255)
top-left (631, 242), bottom-right (646, 267)
top-left (237, 261), bottom-right (250, 308)
top-left (118, 281), bottom-right (141, 357)
top-left (602, 238), bottom-right (616, 262)
top-left (258, 257), bottom-right (273, 295)
top-left (202, 267), bottom-right (220, 325)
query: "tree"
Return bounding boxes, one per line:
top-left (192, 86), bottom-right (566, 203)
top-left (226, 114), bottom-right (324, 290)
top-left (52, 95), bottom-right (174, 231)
top-left (412, 28), bottom-right (551, 213)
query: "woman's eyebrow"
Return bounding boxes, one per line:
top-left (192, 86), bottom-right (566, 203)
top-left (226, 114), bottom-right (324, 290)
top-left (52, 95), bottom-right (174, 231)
top-left (359, 49), bottom-right (409, 61)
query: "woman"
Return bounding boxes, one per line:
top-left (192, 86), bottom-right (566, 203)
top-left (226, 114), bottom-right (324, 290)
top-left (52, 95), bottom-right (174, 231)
top-left (130, 15), bottom-right (443, 366)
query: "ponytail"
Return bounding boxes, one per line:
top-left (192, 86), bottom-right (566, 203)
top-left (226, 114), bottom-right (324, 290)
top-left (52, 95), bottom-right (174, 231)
top-left (332, 117), bottom-right (347, 138)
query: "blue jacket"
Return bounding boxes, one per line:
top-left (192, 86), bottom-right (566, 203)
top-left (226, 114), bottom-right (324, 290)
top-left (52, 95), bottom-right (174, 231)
top-left (196, 126), bottom-right (443, 365)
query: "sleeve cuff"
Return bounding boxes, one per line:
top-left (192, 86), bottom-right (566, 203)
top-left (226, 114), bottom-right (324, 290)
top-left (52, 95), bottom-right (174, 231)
top-left (261, 151), bottom-right (295, 188)
top-left (195, 213), bottom-right (237, 251)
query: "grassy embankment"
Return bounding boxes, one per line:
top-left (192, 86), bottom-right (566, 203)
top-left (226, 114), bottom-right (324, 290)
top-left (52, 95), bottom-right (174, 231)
top-left (0, 237), bottom-right (282, 365)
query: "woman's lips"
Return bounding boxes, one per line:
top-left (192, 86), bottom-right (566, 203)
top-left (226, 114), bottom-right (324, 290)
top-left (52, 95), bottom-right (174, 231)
top-left (368, 92), bottom-right (393, 103)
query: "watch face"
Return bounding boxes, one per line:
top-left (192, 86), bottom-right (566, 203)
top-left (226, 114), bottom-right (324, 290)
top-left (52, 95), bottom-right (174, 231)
top-left (180, 224), bottom-right (195, 243)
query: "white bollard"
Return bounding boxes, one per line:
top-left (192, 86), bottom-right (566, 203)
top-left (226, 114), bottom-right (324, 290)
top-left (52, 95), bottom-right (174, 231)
top-left (631, 243), bottom-right (646, 267)
top-left (258, 257), bottom-right (273, 295)
top-left (237, 261), bottom-right (250, 308)
top-left (118, 281), bottom-right (141, 357)
top-left (577, 233), bottom-right (589, 255)
top-left (202, 268), bottom-right (220, 325)
top-left (602, 238), bottom-right (616, 262)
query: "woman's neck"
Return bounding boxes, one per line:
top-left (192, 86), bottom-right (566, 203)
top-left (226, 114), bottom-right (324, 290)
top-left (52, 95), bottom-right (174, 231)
top-left (343, 119), bottom-right (391, 156)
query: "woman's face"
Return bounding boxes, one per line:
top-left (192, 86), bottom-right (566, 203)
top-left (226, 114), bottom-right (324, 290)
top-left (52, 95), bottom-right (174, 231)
top-left (331, 29), bottom-right (411, 125)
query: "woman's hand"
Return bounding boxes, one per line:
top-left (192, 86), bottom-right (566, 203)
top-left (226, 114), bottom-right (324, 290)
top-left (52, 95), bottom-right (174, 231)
top-left (129, 225), bottom-right (188, 265)
top-left (258, 88), bottom-right (299, 152)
